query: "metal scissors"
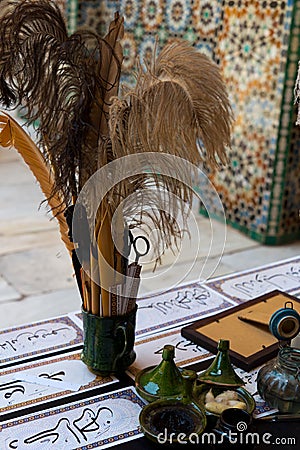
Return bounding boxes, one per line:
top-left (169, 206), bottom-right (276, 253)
top-left (124, 229), bottom-right (150, 264)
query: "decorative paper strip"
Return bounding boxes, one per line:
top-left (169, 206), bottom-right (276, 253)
top-left (0, 351), bottom-right (117, 416)
top-left (0, 315), bottom-right (83, 368)
top-left (71, 283), bottom-right (235, 337)
top-left (134, 283), bottom-right (236, 336)
top-left (68, 311), bottom-right (84, 329)
top-left (252, 395), bottom-right (278, 419)
top-left (289, 288), bottom-right (300, 299)
top-left (127, 325), bottom-right (212, 378)
top-left (206, 256), bottom-right (300, 303)
top-left (0, 387), bottom-right (145, 449)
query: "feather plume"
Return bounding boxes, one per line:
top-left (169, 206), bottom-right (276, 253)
top-left (0, 0), bottom-right (122, 203)
top-left (109, 41), bottom-right (233, 166)
top-left (0, 111), bottom-right (73, 254)
top-left (108, 41), bottom-right (233, 257)
top-left (0, 2), bottom-right (233, 315)
top-left (0, 1), bottom-right (125, 315)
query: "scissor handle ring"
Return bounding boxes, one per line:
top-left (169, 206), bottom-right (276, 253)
top-left (133, 235), bottom-right (150, 258)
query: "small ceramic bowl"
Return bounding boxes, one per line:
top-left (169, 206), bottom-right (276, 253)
top-left (139, 397), bottom-right (207, 445)
top-left (194, 384), bottom-right (255, 427)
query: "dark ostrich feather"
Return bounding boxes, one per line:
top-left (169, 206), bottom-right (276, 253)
top-left (0, 0), bottom-right (122, 204)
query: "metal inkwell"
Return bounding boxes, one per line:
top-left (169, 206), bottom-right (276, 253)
top-left (257, 302), bottom-right (300, 414)
top-left (136, 345), bottom-right (207, 444)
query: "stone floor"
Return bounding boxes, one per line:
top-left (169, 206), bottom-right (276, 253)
top-left (1, 134), bottom-right (300, 328)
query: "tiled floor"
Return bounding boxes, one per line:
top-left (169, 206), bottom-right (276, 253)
top-left (0, 141), bottom-right (300, 328)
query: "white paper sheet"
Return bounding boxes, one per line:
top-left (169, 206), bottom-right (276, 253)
top-left (206, 256), bottom-right (300, 302)
top-left (0, 314), bottom-right (83, 367)
top-left (128, 325), bottom-right (212, 377)
top-left (135, 282), bottom-right (235, 336)
top-left (0, 387), bottom-right (146, 450)
top-left (0, 351), bottom-right (117, 415)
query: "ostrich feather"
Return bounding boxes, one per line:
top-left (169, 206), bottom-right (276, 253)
top-left (108, 41), bottom-right (233, 258)
top-left (0, 111), bottom-right (73, 254)
top-left (0, 0), bottom-right (123, 204)
top-left (109, 41), bottom-right (233, 166)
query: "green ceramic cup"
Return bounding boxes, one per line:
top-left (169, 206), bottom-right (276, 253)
top-left (81, 306), bottom-right (137, 376)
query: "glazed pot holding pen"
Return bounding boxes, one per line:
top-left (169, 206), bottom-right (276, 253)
top-left (78, 226), bottom-right (147, 375)
top-left (81, 305), bottom-right (137, 376)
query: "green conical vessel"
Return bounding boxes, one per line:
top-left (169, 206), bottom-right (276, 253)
top-left (181, 369), bottom-right (197, 404)
top-left (135, 344), bottom-right (183, 402)
top-left (139, 368), bottom-right (207, 444)
top-left (198, 339), bottom-right (244, 387)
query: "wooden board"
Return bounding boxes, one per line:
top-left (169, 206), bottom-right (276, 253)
top-left (181, 290), bottom-right (300, 370)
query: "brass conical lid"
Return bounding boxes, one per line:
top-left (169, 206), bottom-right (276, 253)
top-left (198, 340), bottom-right (244, 387)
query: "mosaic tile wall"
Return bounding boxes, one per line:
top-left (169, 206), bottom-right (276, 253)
top-left (55, 0), bottom-right (77, 33)
top-left (68, 0), bottom-right (300, 244)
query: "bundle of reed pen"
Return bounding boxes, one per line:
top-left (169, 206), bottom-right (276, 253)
top-left (0, 0), bottom-right (233, 317)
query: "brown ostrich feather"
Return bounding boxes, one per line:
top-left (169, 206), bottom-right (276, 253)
top-left (0, 0), bottom-right (123, 204)
top-left (109, 40), bottom-right (233, 167)
top-left (108, 41), bottom-right (233, 258)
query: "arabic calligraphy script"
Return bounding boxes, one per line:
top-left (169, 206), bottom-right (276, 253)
top-left (0, 375), bottom-right (60, 408)
top-left (0, 380), bottom-right (25, 400)
top-left (0, 324), bottom-right (79, 360)
top-left (222, 263), bottom-right (300, 300)
top-left (155, 338), bottom-right (205, 355)
top-left (7, 406), bottom-right (113, 449)
top-left (2, 395), bottom-right (142, 449)
top-left (140, 287), bottom-right (211, 315)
